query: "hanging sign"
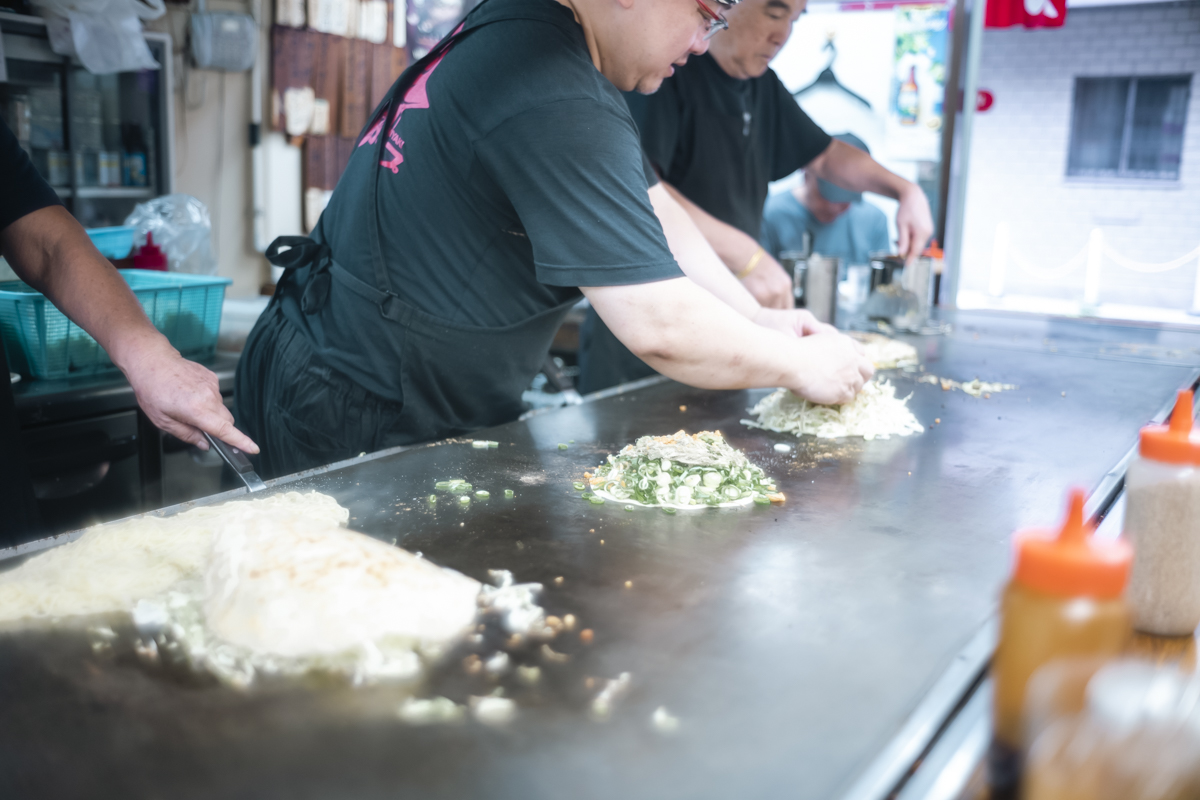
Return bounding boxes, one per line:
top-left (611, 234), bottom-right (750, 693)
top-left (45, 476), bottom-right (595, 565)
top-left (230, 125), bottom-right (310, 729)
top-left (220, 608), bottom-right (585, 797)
top-left (985, 0), bottom-right (1066, 29)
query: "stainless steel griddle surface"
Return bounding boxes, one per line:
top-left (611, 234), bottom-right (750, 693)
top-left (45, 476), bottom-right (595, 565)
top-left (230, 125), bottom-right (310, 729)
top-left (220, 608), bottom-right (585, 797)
top-left (1, 317), bottom-right (1197, 800)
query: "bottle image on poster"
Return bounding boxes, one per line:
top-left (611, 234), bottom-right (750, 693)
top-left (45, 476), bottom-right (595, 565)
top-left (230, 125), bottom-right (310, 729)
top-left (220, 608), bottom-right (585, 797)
top-left (887, 6), bottom-right (948, 160)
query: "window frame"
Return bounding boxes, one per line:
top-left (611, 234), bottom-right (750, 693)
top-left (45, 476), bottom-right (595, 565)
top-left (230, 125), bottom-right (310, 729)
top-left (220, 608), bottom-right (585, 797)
top-left (1066, 73), bottom-right (1192, 182)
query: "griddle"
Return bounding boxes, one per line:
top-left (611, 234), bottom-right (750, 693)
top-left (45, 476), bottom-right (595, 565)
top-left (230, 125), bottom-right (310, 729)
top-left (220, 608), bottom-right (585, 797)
top-left (2, 311), bottom-right (1198, 800)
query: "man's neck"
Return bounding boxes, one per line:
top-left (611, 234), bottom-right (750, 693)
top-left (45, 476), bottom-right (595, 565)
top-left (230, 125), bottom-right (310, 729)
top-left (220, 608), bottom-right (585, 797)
top-left (707, 46), bottom-right (747, 81)
top-left (553, 0), bottom-right (603, 72)
top-left (792, 183), bottom-right (813, 214)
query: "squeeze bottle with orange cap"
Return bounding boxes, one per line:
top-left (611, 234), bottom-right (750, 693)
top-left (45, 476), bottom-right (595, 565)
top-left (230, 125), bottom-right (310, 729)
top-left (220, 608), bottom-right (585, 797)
top-left (992, 488), bottom-right (1132, 750)
top-left (1124, 389), bottom-right (1200, 636)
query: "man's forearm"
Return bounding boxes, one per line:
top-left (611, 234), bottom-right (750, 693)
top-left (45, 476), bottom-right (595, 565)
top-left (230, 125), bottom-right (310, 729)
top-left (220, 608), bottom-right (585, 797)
top-left (805, 139), bottom-right (915, 200)
top-left (0, 206), bottom-right (173, 371)
top-left (648, 184), bottom-right (760, 320)
top-left (661, 181), bottom-right (763, 273)
top-left (584, 277), bottom-right (801, 390)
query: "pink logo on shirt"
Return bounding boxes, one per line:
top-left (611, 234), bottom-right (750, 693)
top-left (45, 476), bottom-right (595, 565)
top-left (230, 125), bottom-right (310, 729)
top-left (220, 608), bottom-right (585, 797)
top-left (359, 24), bottom-right (463, 174)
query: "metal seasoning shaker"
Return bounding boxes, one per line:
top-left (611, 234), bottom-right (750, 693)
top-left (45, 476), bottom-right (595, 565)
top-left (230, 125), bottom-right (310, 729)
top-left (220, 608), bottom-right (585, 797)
top-left (1124, 389), bottom-right (1200, 636)
top-left (991, 489), bottom-right (1132, 773)
top-left (804, 253), bottom-right (839, 326)
top-left (778, 251), bottom-right (808, 305)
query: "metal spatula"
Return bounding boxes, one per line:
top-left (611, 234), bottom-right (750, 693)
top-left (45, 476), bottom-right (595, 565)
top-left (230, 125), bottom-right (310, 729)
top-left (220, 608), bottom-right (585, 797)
top-left (203, 432), bottom-right (267, 493)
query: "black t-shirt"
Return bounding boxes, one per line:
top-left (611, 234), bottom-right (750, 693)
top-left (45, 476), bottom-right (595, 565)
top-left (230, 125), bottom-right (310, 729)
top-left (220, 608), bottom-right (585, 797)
top-left (625, 53), bottom-right (831, 239)
top-left (0, 117), bottom-right (57, 539)
top-left (0, 118), bottom-right (62, 229)
top-left (312, 0), bottom-right (679, 336)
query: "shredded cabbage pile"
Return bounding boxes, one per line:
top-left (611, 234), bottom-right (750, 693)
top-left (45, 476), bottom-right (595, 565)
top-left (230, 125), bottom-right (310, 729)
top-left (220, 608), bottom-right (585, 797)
top-left (743, 380), bottom-right (924, 441)
top-left (585, 431), bottom-right (780, 508)
top-left (850, 333), bottom-right (919, 370)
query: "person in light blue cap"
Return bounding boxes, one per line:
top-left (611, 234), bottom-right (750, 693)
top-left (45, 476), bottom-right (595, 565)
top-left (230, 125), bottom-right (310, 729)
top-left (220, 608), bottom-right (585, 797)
top-left (760, 132), bottom-right (891, 267)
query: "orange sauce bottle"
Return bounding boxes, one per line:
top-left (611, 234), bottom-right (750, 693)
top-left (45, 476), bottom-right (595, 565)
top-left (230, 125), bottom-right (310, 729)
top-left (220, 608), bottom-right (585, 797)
top-left (992, 489), bottom-right (1133, 751)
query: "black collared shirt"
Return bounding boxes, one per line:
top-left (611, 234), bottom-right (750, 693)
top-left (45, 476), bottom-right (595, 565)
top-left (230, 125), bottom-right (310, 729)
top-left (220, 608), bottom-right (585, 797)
top-left (626, 53), bottom-right (831, 239)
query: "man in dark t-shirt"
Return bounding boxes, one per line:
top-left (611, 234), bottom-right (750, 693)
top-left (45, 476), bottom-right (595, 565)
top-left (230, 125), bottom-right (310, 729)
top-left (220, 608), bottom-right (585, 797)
top-left (0, 118), bottom-right (257, 542)
top-left (577, 0), bottom-right (933, 393)
top-left (236, 0), bottom-right (876, 478)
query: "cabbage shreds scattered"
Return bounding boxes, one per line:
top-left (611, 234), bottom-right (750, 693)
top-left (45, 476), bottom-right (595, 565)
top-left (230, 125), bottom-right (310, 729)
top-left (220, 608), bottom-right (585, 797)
top-left (917, 374), bottom-right (1018, 397)
top-left (585, 431), bottom-right (781, 509)
top-left (849, 332), bottom-right (919, 370)
top-left (743, 380), bottom-right (923, 441)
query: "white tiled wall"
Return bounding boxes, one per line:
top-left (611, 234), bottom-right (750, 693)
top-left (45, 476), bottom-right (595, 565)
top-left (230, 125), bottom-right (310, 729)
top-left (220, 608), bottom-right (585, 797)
top-left (959, 1), bottom-right (1200, 310)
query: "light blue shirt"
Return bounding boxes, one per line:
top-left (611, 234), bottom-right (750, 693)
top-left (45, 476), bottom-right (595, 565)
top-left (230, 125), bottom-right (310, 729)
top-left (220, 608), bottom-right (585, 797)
top-left (759, 190), bottom-right (891, 265)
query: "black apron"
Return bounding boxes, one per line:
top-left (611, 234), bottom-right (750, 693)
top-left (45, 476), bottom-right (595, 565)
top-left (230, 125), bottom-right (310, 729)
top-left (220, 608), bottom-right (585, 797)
top-left (240, 4), bottom-right (579, 476)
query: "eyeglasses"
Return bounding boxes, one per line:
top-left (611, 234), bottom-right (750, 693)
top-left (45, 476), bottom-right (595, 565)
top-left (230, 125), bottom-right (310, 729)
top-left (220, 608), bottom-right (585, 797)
top-left (695, 0), bottom-right (728, 40)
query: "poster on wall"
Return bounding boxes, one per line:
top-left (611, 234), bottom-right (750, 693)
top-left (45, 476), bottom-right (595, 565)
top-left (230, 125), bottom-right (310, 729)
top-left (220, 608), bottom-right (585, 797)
top-left (886, 5), bottom-right (948, 161)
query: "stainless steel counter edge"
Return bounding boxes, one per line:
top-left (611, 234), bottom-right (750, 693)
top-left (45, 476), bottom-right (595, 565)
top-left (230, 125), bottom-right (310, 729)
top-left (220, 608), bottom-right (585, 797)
top-left (846, 366), bottom-right (1200, 800)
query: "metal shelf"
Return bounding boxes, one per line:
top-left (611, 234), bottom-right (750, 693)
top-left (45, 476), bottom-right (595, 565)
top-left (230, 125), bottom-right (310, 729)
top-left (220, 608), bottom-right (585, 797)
top-left (53, 186), bottom-right (156, 199)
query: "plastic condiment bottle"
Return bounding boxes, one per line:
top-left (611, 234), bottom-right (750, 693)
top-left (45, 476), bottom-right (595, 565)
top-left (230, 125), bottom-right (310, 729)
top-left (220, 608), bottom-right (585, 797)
top-left (992, 488), bottom-right (1132, 751)
top-left (1124, 390), bottom-right (1200, 636)
top-left (132, 232), bottom-right (168, 271)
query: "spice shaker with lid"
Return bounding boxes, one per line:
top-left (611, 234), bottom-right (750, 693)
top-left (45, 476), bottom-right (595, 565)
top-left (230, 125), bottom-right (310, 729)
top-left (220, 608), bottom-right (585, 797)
top-left (1124, 390), bottom-right (1200, 636)
top-left (992, 488), bottom-right (1133, 751)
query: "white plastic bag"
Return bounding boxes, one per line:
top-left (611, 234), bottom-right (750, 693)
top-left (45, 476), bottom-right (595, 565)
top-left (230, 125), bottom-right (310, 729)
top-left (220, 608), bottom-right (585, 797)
top-left (33, 0), bottom-right (163, 75)
top-left (125, 194), bottom-right (218, 275)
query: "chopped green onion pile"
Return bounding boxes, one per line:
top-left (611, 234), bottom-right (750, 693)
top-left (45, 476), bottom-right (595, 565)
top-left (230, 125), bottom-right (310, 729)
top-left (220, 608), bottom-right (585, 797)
top-left (504, 489), bottom-right (514, 499)
top-left (558, 443), bottom-right (569, 450)
top-left (475, 490), bottom-right (490, 498)
top-left (584, 430), bottom-right (778, 508)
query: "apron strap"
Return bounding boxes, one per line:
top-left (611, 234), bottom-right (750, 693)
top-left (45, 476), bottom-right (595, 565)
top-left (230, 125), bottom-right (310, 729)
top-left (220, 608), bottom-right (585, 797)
top-left (265, 235), bottom-right (334, 315)
top-left (264, 235), bottom-right (325, 268)
top-left (364, 2), bottom-right (498, 301)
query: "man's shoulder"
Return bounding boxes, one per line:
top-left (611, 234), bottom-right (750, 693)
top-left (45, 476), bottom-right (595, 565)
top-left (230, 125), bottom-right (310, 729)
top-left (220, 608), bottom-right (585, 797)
top-left (438, 7), bottom-right (623, 126)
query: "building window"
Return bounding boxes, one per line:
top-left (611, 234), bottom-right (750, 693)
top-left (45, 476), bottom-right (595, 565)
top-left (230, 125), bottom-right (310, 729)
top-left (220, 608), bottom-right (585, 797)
top-left (1067, 75), bottom-right (1192, 180)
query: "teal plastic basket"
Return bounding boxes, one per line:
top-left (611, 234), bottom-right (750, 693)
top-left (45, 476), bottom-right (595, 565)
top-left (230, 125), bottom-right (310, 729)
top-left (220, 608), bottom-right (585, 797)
top-left (86, 226), bottom-right (136, 259)
top-left (0, 270), bottom-right (232, 380)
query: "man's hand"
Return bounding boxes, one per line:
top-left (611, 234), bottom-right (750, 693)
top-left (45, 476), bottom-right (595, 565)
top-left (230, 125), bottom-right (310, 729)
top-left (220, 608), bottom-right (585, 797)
top-left (788, 332), bottom-right (875, 406)
top-left (122, 339), bottom-right (260, 454)
top-left (740, 254), bottom-right (793, 309)
top-left (896, 184), bottom-right (934, 265)
top-left (752, 306), bottom-right (837, 337)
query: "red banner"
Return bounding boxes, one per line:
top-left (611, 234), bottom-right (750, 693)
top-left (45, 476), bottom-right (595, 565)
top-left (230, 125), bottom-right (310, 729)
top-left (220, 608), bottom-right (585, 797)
top-left (985, 0), bottom-right (1066, 28)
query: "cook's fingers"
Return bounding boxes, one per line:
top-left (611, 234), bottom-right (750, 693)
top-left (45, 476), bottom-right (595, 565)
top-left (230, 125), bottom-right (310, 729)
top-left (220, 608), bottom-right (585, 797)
top-left (860, 359), bottom-right (875, 381)
top-left (193, 405), bottom-right (260, 454)
top-left (793, 310), bottom-right (820, 336)
top-left (208, 419), bottom-right (260, 455)
top-left (154, 414), bottom-right (210, 450)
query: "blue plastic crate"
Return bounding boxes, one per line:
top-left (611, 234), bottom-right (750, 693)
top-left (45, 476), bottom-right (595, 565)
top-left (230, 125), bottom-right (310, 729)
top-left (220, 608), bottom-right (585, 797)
top-left (0, 270), bottom-right (232, 380)
top-left (86, 226), bottom-right (136, 259)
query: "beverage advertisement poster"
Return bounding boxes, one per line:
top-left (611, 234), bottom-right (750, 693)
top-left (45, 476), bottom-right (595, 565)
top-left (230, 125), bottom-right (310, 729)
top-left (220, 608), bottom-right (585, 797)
top-left (887, 5), bottom-right (948, 161)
